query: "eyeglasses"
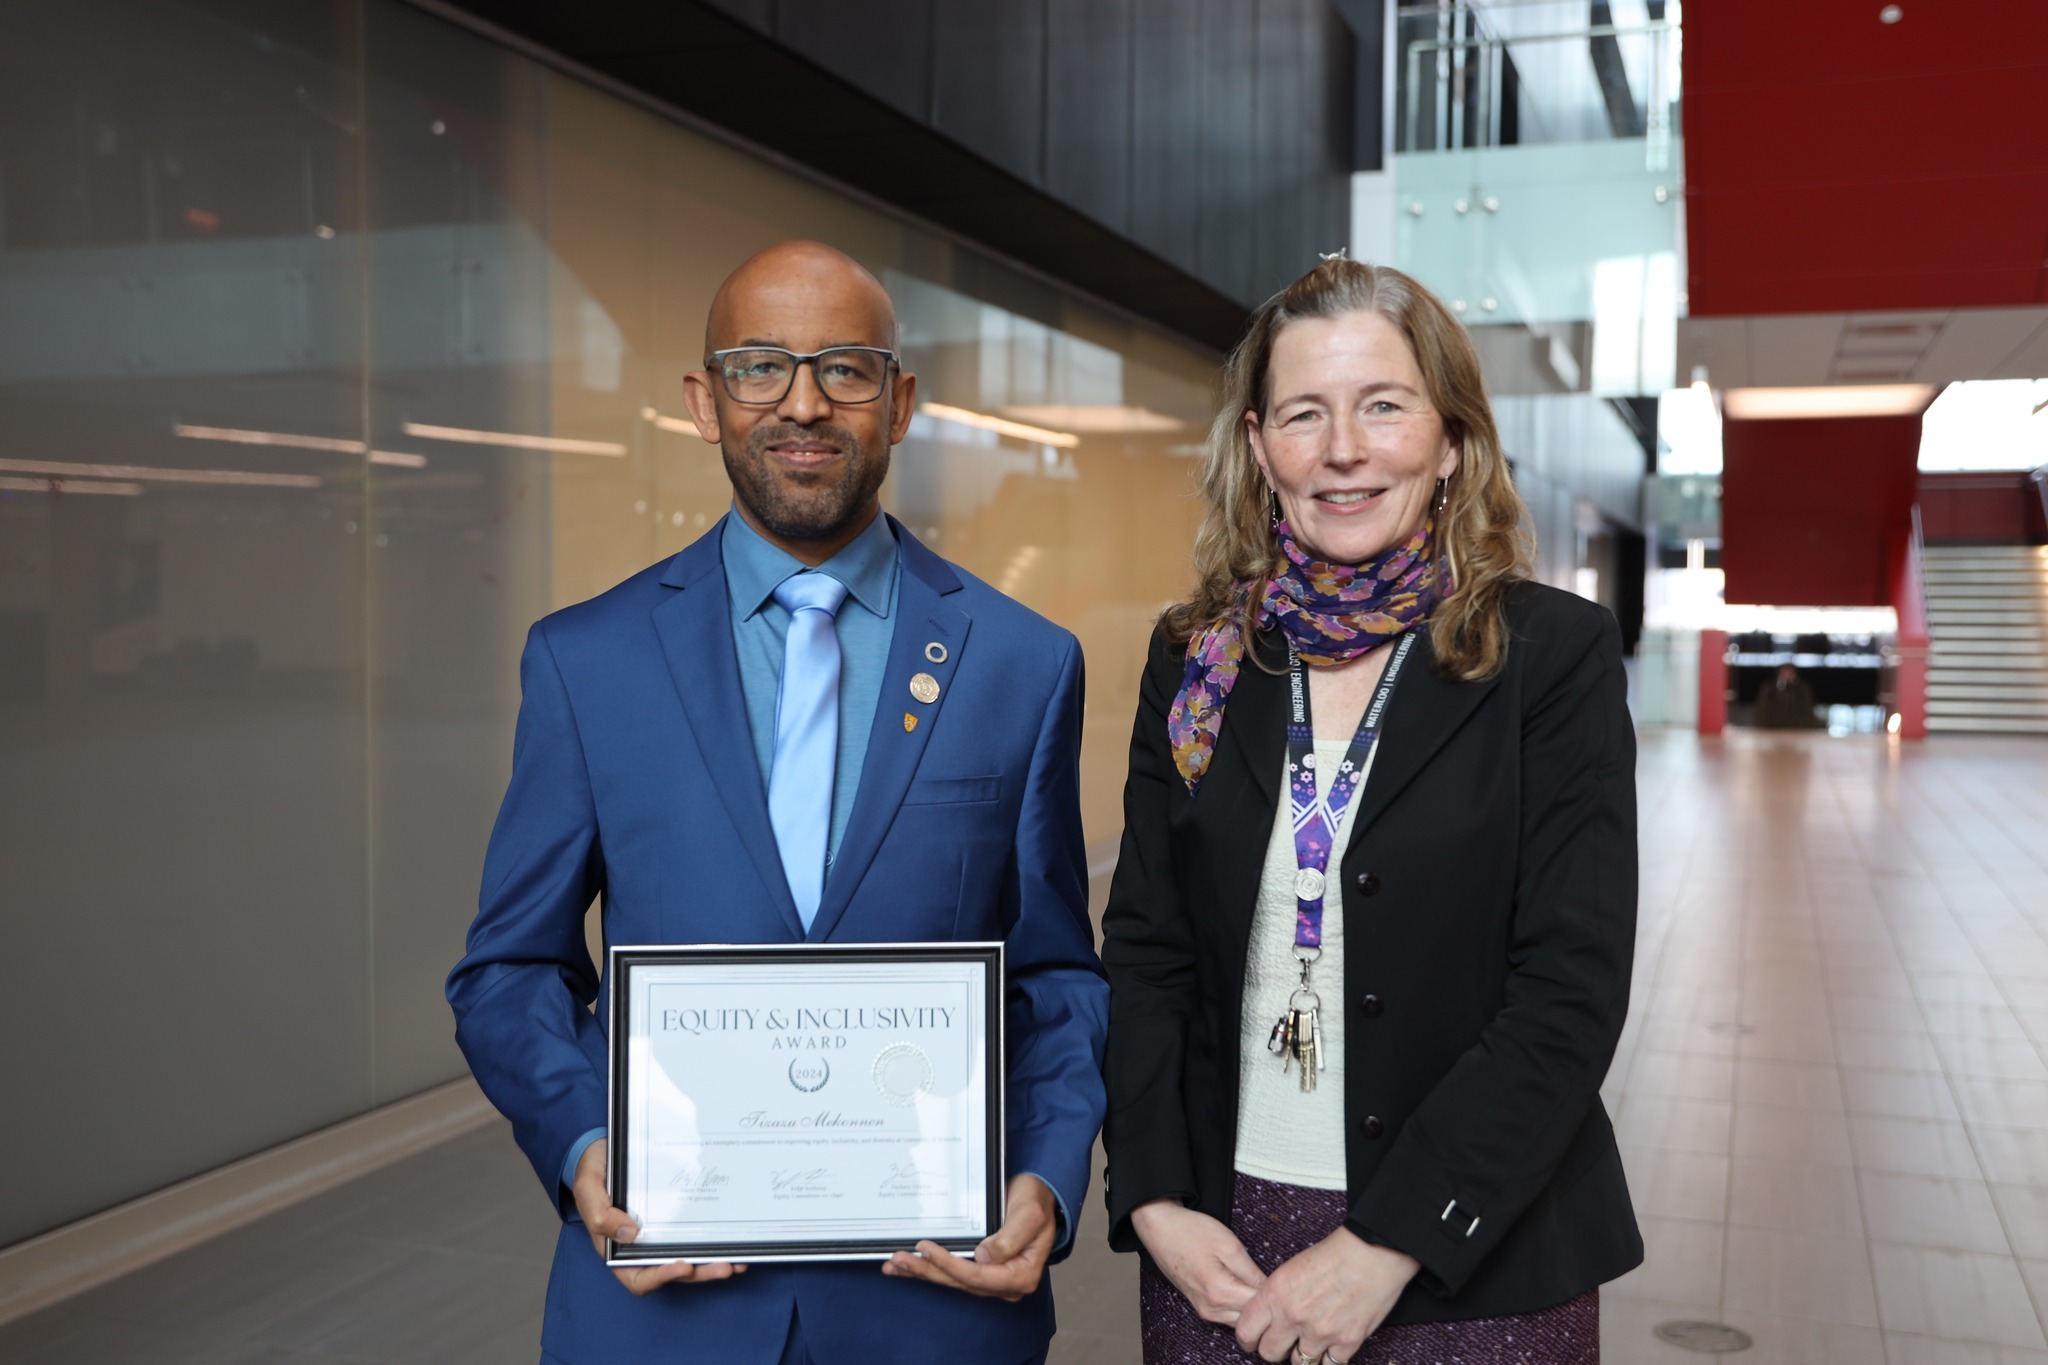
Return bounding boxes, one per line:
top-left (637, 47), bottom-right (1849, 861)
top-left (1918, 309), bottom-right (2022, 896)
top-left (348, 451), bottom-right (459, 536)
top-left (704, 346), bottom-right (900, 406)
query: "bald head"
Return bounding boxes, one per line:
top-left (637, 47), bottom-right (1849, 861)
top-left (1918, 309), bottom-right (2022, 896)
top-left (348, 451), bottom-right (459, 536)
top-left (704, 240), bottom-right (898, 357)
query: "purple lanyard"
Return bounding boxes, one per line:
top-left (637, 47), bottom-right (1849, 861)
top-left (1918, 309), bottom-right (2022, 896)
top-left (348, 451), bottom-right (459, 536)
top-left (1284, 631), bottom-right (1414, 951)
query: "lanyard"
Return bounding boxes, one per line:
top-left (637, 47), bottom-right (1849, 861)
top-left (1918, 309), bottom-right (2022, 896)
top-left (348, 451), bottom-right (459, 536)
top-left (1285, 631), bottom-right (1414, 951)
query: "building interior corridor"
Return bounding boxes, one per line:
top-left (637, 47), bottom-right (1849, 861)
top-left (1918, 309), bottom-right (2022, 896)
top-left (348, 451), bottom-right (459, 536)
top-left (2, 729), bottom-right (2045, 1365)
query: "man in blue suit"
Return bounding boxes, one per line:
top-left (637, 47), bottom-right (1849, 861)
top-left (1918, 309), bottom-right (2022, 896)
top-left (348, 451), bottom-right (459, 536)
top-left (447, 241), bottom-right (1109, 1365)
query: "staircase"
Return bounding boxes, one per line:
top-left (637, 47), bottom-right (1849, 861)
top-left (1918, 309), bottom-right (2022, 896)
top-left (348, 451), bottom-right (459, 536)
top-left (1923, 543), bottom-right (2048, 733)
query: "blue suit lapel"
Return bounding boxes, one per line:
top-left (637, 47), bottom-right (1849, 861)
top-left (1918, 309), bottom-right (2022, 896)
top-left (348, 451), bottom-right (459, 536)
top-left (652, 520), bottom-right (805, 940)
top-left (808, 520), bottom-right (969, 943)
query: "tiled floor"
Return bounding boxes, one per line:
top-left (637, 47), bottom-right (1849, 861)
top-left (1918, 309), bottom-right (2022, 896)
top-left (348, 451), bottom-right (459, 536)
top-left (2, 729), bottom-right (2044, 1363)
top-left (1607, 728), bottom-right (2048, 1365)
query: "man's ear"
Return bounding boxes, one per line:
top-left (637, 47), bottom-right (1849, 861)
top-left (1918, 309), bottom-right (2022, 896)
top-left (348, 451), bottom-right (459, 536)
top-left (680, 368), bottom-right (722, 445)
top-left (887, 368), bottom-right (918, 446)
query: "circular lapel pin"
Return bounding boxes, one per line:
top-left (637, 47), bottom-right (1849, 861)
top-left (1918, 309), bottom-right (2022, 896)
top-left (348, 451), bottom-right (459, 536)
top-left (924, 642), bottom-right (948, 664)
top-left (909, 672), bottom-right (941, 704)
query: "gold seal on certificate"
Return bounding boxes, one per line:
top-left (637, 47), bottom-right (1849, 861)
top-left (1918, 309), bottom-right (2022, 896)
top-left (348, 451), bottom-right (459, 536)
top-left (605, 943), bottom-right (1003, 1265)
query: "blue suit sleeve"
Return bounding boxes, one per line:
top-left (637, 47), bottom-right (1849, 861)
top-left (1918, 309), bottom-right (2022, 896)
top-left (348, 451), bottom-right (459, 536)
top-left (1001, 635), bottom-right (1109, 1264)
top-left (447, 621), bottom-right (610, 1219)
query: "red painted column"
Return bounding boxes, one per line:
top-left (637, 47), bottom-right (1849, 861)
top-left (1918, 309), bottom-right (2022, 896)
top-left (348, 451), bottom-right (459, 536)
top-left (1698, 629), bottom-right (1728, 735)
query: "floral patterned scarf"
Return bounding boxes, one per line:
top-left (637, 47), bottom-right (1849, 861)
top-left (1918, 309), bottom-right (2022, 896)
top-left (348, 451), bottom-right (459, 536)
top-left (1167, 520), bottom-right (1439, 795)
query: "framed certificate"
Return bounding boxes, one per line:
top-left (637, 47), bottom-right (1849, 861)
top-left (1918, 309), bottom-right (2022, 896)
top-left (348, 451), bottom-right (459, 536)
top-left (605, 942), bottom-right (1003, 1264)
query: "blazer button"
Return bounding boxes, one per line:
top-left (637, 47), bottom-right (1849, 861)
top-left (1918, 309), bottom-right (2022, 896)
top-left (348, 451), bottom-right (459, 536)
top-left (1355, 872), bottom-right (1381, 895)
top-left (1362, 1115), bottom-right (1385, 1139)
top-left (1362, 994), bottom-right (1384, 1018)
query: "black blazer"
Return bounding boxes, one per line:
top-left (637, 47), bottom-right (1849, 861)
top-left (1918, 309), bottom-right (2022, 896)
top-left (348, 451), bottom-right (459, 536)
top-left (1100, 581), bottom-right (1643, 1324)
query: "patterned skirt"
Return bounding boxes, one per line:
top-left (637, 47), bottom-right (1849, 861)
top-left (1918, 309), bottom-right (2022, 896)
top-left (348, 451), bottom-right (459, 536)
top-left (1139, 1172), bottom-right (1599, 1364)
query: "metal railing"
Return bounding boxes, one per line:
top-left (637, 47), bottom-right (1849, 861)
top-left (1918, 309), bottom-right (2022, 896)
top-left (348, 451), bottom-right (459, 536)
top-left (1397, 4), bottom-right (1680, 156)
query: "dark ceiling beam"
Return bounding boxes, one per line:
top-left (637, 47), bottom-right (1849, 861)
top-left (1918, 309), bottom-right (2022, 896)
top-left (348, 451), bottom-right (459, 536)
top-left (420, 0), bottom-right (1252, 352)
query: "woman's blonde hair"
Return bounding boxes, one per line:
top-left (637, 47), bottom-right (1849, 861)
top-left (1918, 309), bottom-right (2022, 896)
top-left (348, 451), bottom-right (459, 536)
top-left (1163, 258), bottom-right (1533, 681)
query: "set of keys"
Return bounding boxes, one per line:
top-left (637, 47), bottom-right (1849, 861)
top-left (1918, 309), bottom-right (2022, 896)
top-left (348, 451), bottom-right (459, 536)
top-left (1266, 951), bottom-right (1326, 1093)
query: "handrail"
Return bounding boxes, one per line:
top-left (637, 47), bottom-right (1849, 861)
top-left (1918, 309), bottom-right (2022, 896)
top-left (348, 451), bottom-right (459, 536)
top-left (2030, 463), bottom-right (2048, 536)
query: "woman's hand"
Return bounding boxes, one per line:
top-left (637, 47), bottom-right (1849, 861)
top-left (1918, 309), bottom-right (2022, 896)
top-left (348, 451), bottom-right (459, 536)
top-left (1130, 1198), bottom-right (1266, 1325)
top-left (1234, 1226), bottom-right (1418, 1363)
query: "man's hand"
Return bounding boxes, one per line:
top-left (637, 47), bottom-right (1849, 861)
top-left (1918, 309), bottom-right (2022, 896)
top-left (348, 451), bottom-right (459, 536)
top-left (1233, 1226), bottom-right (1418, 1363)
top-left (880, 1174), bottom-right (1058, 1301)
top-left (1129, 1198), bottom-right (1265, 1325)
top-left (572, 1139), bottom-right (746, 1297)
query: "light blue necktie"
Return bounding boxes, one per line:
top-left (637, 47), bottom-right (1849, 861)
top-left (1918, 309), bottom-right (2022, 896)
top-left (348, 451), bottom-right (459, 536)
top-left (769, 572), bottom-right (849, 930)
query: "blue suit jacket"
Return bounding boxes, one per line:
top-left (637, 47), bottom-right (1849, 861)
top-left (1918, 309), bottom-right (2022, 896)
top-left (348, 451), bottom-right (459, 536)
top-left (448, 516), bottom-right (1109, 1365)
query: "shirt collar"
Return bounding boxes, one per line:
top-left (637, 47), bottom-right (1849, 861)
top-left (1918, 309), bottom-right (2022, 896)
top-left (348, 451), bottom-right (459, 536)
top-left (722, 505), bottom-right (899, 622)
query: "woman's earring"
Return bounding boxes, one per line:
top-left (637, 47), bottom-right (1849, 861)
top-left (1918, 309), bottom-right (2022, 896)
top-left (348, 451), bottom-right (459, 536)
top-left (1269, 490), bottom-right (1281, 528)
top-left (1433, 477), bottom-right (1449, 516)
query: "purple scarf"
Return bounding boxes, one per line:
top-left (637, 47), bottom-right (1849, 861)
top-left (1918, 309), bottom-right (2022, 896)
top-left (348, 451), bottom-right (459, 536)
top-left (1167, 520), bottom-right (1439, 795)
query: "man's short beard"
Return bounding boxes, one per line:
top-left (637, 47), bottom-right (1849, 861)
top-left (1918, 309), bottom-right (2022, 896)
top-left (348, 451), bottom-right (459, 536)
top-left (723, 419), bottom-right (890, 543)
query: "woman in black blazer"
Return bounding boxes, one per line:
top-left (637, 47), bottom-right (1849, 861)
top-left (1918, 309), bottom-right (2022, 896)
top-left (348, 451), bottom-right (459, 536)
top-left (1101, 258), bottom-right (1641, 1365)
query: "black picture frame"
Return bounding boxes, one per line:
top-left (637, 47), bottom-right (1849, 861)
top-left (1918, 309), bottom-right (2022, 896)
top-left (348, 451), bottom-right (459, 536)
top-left (605, 941), bottom-right (1005, 1264)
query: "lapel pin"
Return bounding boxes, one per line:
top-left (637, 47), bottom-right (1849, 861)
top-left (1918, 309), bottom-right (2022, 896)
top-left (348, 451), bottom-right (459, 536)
top-left (909, 672), bottom-right (941, 704)
top-left (924, 642), bottom-right (948, 664)
top-left (903, 712), bottom-right (918, 732)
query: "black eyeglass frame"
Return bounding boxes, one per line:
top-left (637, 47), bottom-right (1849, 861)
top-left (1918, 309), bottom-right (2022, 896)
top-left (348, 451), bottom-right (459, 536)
top-left (703, 345), bottom-right (902, 406)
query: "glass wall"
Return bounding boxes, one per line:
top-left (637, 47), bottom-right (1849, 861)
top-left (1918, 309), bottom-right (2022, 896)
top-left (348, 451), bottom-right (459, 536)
top-left (0, 0), bottom-right (1217, 1246)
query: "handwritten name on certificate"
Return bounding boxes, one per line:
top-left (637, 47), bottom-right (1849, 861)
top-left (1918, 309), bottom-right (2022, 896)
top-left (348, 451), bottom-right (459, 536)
top-left (613, 949), bottom-right (996, 1261)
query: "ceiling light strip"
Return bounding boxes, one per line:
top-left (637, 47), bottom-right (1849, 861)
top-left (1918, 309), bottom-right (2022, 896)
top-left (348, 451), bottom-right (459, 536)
top-left (403, 422), bottom-right (627, 456)
top-left (0, 476), bottom-right (145, 496)
top-left (1721, 385), bottom-right (1936, 420)
top-left (918, 402), bottom-right (1080, 449)
top-left (0, 458), bottom-right (320, 489)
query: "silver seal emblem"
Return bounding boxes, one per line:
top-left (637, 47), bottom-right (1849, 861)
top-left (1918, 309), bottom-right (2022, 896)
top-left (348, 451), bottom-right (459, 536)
top-left (870, 1043), bottom-right (933, 1107)
top-left (787, 1057), bottom-right (830, 1093)
top-left (1293, 868), bottom-right (1327, 902)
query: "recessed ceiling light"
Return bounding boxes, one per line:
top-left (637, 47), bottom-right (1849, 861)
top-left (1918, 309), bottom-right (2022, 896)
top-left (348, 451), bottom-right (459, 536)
top-left (1880, 4), bottom-right (1903, 22)
top-left (1722, 384), bottom-right (1934, 419)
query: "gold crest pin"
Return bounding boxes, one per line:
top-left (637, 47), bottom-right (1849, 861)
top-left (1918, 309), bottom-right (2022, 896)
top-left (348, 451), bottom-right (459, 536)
top-left (903, 712), bottom-right (918, 733)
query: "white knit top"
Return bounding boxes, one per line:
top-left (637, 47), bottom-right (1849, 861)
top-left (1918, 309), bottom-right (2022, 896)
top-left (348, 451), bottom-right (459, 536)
top-left (1233, 737), bottom-right (1380, 1190)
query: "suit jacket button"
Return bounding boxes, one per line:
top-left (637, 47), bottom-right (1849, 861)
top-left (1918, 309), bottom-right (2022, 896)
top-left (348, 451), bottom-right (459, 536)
top-left (1363, 1115), bottom-right (1385, 1139)
top-left (1355, 872), bottom-right (1381, 895)
top-left (1362, 994), bottom-right (1384, 1018)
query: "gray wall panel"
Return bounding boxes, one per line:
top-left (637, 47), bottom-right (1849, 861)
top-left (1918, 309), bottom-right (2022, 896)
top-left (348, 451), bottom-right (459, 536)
top-left (1130, 0), bottom-right (1203, 278)
top-left (1046, 0), bottom-right (1134, 237)
top-left (1196, 0), bottom-right (1257, 305)
top-left (932, 1), bottom-right (1046, 186)
top-left (774, 0), bottom-right (935, 122)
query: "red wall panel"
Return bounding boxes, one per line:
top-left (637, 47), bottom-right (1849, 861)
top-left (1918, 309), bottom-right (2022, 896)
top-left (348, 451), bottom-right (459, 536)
top-left (1721, 413), bottom-right (1923, 605)
top-left (1917, 472), bottom-right (2043, 542)
top-left (1682, 0), bottom-right (2048, 316)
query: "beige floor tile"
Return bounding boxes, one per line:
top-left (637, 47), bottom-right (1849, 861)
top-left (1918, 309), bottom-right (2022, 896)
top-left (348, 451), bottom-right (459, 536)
top-left (1737, 1058), bottom-right (1846, 1110)
top-left (1850, 1115), bottom-right (1987, 1180)
top-left (1712, 1309), bottom-right (1886, 1364)
top-left (1954, 1078), bottom-right (2048, 1130)
top-left (2024, 1259), bottom-right (2048, 1323)
top-left (1917, 973), bottom-right (2013, 1007)
top-left (1724, 1225), bottom-right (1880, 1327)
top-left (2016, 1006), bottom-right (2048, 1047)
top-left (1615, 1094), bottom-right (1735, 1157)
top-left (1637, 1016), bottom-right (1741, 1059)
top-left (1733, 1102), bottom-right (1856, 1166)
top-left (1842, 1066), bottom-right (1965, 1121)
top-left (1923, 1001), bottom-right (2033, 1040)
top-left (1972, 1125), bottom-right (2048, 1186)
top-left (1835, 995), bottom-right (1930, 1035)
top-left (1858, 1170), bottom-right (2013, 1255)
top-left (1989, 1184), bottom-right (2048, 1260)
top-left (1607, 1214), bottom-right (1723, 1306)
top-left (1628, 1049), bottom-right (1737, 1103)
top-left (1882, 1334), bottom-right (2048, 1365)
top-left (1836, 1027), bottom-right (1945, 1073)
top-left (1728, 1156), bottom-right (1864, 1236)
top-left (1870, 1243), bottom-right (2048, 1349)
top-left (1741, 1020), bottom-right (1840, 1064)
top-left (1598, 1293), bottom-right (1724, 1365)
top-left (1933, 1034), bottom-right (2048, 1084)
top-left (1618, 1145), bottom-right (1731, 1224)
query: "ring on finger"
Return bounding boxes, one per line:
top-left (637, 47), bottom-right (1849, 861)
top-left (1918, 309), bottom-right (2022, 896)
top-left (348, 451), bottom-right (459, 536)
top-left (1294, 1351), bottom-right (1324, 1365)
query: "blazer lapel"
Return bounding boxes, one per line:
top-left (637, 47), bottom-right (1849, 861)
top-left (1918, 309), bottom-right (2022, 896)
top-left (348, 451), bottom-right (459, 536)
top-left (807, 520), bottom-right (969, 943)
top-left (1216, 637), bottom-right (1289, 810)
top-left (1203, 640), bottom-right (1290, 974)
top-left (652, 521), bottom-right (804, 939)
top-left (1346, 629), bottom-right (1501, 842)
